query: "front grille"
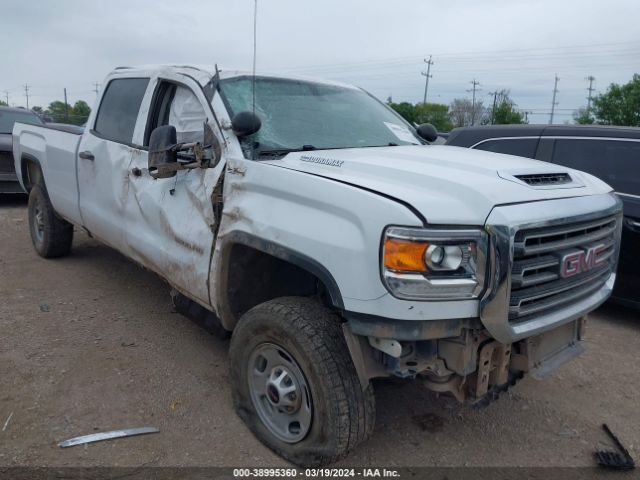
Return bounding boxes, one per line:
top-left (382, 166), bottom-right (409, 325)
top-left (0, 151), bottom-right (14, 173)
top-left (509, 215), bottom-right (617, 321)
top-left (515, 172), bottom-right (571, 186)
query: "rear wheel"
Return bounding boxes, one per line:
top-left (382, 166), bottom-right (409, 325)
top-left (229, 297), bottom-right (375, 466)
top-left (28, 184), bottom-right (73, 258)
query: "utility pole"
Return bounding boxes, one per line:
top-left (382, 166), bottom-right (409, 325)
top-left (23, 84), bottom-right (30, 109)
top-left (586, 75), bottom-right (595, 114)
top-left (421, 56), bottom-right (434, 104)
top-left (93, 82), bottom-right (100, 97)
top-left (64, 88), bottom-right (69, 122)
top-left (549, 74), bottom-right (559, 124)
top-left (467, 79), bottom-right (481, 125)
top-left (488, 90), bottom-right (499, 124)
top-left (3, 90), bottom-right (8, 106)
top-left (522, 111), bottom-right (532, 123)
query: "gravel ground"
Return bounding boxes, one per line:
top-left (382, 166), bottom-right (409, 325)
top-left (1, 194), bottom-right (639, 469)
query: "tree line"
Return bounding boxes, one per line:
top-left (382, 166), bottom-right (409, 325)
top-left (387, 89), bottom-right (526, 132)
top-left (388, 73), bottom-right (640, 131)
top-left (0, 99), bottom-right (91, 126)
top-left (574, 74), bottom-right (640, 126)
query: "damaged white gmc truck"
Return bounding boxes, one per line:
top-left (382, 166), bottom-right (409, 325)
top-left (13, 65), bottom-right (622, 466)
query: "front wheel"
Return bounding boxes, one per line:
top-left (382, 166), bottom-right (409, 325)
top-left (229, 297), bottom-right (375, 466)
top-left (27, 184), bottom-right (73, 258)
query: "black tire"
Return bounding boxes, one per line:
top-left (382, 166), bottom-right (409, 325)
top-left (229, 297), bottom-right (375, 466)
top-left (27, 183), bottom-right (73, 258)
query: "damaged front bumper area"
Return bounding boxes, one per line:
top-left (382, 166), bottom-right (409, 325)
top-left (343, 315), bottom-right (587, 405)
top-left (342, 193), bottom-right (622, 405)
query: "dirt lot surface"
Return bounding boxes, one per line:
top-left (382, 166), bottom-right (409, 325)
top-left (1, 194), bottom-right (639, 469)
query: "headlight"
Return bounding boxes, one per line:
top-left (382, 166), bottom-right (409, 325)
top-left (382, 226), bottom-right (487, 300)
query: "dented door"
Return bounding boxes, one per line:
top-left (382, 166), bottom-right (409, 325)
top-left (124, 79), bottom-right (223, 306)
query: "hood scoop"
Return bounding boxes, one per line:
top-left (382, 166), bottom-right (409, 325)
top-left (514, 172), bottom-right (572, 186)
top-left (498, 168), bottom-right (584, 190)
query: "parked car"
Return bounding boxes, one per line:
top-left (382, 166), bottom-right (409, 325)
top-left (13, 66), bottom-right (622, 465)
top-left (0, 106), bottom-right (44, 193)
top-left (446, 124), bottom-right (639, 308)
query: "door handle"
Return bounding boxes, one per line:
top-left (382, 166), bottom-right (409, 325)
top-left (624, 218), bottom-right (640, 232)
top-left (79, 151), bottom-right (95, 161)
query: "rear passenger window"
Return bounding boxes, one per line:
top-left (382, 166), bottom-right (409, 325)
top-left (94, 78), bottom-right (150, 144)
top-left (474, 138), bottom-right (538, 158)
top-left (552, 139), bottom-right (640, 195)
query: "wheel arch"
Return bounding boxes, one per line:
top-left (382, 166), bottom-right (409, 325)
top-left (213, 231), bottom-right (345, 331)
top-left (20, 153), bottom-right (45, 193)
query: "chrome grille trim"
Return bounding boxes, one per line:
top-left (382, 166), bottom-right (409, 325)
top-left (510, 266), bottom-right (610, 318)
top-left (480, 193), bottom-right (623, 343)
top-left (510, 215), bottom-right (618, 322)
top-left (514, 216), bottom-right (617, 256)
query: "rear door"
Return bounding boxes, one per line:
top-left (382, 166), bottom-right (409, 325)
top-left (124, 74), bottom-right (225, 306)
top-left (77, 77), bottom-right (150, 249)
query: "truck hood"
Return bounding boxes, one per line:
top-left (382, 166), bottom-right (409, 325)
top-left (265, 145), bottom-right (613, 225)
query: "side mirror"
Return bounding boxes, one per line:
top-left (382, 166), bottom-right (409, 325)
top-left (231, 111), bottom-right (261, 137)
top-left (149, 125), bottom-right (178, 179)
top-left (416, 123), bottom-right (438, 143)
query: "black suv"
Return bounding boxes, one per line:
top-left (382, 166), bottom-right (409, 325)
top-left (0, 106), bottom-right (44, 193)
top-left (447, 124), bottom-right (640, 308)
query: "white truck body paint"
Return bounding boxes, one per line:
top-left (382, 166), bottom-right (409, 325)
top-left (12, 64), bottom-right (619, 329)
top-left (12, 125), bottom-right (83, 225)
top-left (266, 145), bottom-right (612, 225)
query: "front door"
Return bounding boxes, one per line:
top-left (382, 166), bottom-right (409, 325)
top-left (124, 77), bottom-right (225, 306)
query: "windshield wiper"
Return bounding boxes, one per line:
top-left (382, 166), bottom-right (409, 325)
top-left (255, 145), bottom-right (317, 158)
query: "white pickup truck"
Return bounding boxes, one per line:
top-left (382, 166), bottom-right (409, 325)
top-left (13, 65), bottom-right (622, 466)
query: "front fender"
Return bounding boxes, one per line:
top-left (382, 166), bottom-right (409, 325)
top-left (210, 159), bottom-right (423, 327)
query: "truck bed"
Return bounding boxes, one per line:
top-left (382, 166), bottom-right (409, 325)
top-left (13, 122), bottom-right (83, 225)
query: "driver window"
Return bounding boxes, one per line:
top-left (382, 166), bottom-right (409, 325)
top-left (146, 82), bottom-right (207, 146)
top-left (169, 86), bottom-right (207, 144)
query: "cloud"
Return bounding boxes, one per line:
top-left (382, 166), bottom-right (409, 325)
top-left (1, 0), bottom-right (638, 122)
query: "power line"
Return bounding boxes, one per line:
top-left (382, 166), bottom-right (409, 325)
top-left (488, 90), bottom-right (500, 124)
top-left (467, 79), bottom-right (481, 125)
top-left (549, 74), bottom-right (560, 124)
top-left (421, 55), bottom-right (434, 104)
top-left (64, 88), bottom-right (69, 122)
top-left (586, 75), bottom-right (596, 113)
top-left (23, 84), bottom-right (30, 109)
top-left (276, 40), bottom-right (640, 73)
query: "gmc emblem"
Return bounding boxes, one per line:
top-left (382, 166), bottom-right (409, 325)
top-left (559, 244), bottom-right (607, 278)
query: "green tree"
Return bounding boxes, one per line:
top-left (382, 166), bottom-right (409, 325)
top-left (573, 107), bottom-right (594, 125)
top-left (413, 103), bottom-right (454, 131)
top-left (592, 74), bottom-right (640, 126)
top-left (0, 100), bottom-right (7, 107)
top-left (388, 102), bottom-right (417, 124)
top-left (45, 100), bottom-right (91, 125)
top-left (45, 101), bottom-right (69, 123)
top-left (72, 100), bottom-right (91, 123)
top-left (488, 90), bottom-right (527, 125)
